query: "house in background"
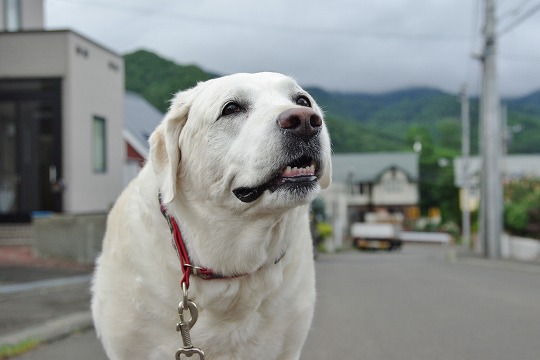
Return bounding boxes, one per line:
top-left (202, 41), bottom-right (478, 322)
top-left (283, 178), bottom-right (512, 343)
top-left (0, 0), bottom-right (124, 221)
top-left (320, 152), bottom-right (419, 249)
top-left (123, 91), bottom-right (163, 185)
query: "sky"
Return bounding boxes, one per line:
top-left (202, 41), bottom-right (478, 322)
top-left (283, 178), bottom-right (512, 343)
top-left (46, 0), bottom-right (540, 97)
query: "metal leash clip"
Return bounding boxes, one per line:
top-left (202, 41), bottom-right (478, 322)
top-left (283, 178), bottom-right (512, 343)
top-left (175, 284), bottom-right (205, 359)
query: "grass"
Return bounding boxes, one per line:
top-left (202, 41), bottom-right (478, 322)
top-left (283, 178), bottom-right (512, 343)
top-left (0, 339), bottom-right (40, 359)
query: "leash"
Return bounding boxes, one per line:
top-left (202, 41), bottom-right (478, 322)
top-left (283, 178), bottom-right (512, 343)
top-left (159, 193), bottom-right (206, 359)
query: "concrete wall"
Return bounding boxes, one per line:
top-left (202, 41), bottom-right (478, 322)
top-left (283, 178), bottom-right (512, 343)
top-left (63, 32), bottom-right (125, 213)
top-left (33, 214), bottom-right (105, 264)
top-left (0, 31), bottom-right (67, 76)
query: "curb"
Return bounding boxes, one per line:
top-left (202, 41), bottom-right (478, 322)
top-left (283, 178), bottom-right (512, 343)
top-left (451, 249), bottom-right (540, 274)
top-left (0, 274), bottom-right (94, 348)
top-left (0, 311), bottom-right (93, 347)
top-left (0, 274), bottom-right (93, 295)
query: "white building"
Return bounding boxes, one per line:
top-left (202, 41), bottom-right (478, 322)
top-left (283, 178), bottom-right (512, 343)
top-left (0, 0), bottom-right (125, 221)
top-left (453, 154), bottom-right (540, 211)
top-left (320, 152), bottom-right (419, 248)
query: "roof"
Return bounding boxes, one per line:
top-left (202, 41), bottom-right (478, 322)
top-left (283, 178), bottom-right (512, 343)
top-left (0, 29), bottom-right (122, 58)
top-left (124, 91), bottom-right (164, 158)
top-left (454, 154), bottom-right (540, 186)
top-left (331, 152), bottom-right (419, 183)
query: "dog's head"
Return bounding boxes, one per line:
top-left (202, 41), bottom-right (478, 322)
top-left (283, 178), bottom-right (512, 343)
top-left (150, 72), bottom-right (331, 212)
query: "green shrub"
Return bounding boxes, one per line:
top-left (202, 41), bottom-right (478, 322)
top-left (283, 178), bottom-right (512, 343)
top-left (504, 178), bottom-right (540, 239)
top-left (316, 222), bottom-right (333, 239)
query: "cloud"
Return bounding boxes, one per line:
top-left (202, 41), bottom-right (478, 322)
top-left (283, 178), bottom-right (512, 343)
top-left (46, 0), bottom-right (540, 96)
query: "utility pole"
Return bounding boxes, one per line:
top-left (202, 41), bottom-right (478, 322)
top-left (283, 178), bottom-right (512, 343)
top-left (479, 0), bottom-right (502, 259)
top-left (460, 85), bottom-right (471, 250)
top-left (501, 104), bottom-right (508, 156)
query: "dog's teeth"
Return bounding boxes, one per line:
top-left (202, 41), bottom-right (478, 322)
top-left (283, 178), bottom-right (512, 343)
top-left (282, 163), bottom-right (316, 177)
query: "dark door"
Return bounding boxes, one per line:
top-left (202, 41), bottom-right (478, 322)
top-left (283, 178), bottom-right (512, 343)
top-left (0, 79), bottom-right (62, 222)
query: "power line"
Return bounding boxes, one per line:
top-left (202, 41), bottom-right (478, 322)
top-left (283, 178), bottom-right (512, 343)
top-left (498, 0), bottom-right (533, 21)
top-left (499, 1), bottom-right (540, 35)
top-left (50, 0), bottom-right (471, 43)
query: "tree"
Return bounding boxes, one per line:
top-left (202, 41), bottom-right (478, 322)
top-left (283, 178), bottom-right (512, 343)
top-left (406, 125), bottom-right (460, 223)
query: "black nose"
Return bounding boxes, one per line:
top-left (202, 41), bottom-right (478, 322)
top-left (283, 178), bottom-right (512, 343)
top-left (277, 108), bottom-right (322, 141)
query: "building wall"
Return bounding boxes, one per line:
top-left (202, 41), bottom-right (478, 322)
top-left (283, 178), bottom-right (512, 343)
top-left (0, 31), bottom-right (67, 75)
top-left (0, 30), bottom-right (124, 214)
top-left (63, 32), bottom-right (124, 213)
top-left (372, 169), bottom-right (418, 205)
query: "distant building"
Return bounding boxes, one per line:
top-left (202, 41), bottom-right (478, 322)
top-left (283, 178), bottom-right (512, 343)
top-left (0, 0), bottom-right (124, 221)
top-left (320, 152), bottom-right (419, 248)
top-left (453, 154), bottom-right (540, 212)
top-left (123, 91), bottom-right (163, 185)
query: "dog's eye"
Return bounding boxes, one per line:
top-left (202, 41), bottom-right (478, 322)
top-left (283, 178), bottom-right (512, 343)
top-left (296, 95), bottom-right (311, 108)
top-left (221, 102), bottom-right (245, 116)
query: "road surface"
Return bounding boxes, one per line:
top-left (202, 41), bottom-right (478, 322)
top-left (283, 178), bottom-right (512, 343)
top-left (14, 245), bottom-right (540, 359)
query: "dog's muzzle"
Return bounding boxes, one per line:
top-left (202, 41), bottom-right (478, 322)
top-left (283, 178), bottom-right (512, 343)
top-left (233, 108), bottom-right (325, 203)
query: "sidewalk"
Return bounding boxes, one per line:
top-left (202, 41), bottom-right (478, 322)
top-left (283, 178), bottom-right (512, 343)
top-left (0, 246), bottom-right (95, 350)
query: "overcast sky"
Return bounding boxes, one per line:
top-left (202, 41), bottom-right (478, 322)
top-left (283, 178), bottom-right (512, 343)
top-left (46, 0), bottom-right (540, 97)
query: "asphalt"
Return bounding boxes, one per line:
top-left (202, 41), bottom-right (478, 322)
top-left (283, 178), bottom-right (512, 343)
top-left (1, 245), bottom-right (539, 358)
top-left (0, 264), bottom-right (94, 349)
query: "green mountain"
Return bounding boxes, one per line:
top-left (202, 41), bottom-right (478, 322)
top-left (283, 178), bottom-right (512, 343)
top-left (124, 49), bottom-right (540, 155)
top-left (124, 50), bottom-right (217, 113)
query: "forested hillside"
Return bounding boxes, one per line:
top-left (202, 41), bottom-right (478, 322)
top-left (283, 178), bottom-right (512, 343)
top-left (124, 49), bottom-right (540, 155)
top-left (124, 50), bottom-right (217, 113)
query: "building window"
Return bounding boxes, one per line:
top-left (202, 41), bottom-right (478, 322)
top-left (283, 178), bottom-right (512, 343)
top-left (92, 116), bottom-right (107, 173)
top-left (358, 183), bottom-right (366, 195)
top-left (76, 45), bottom-right (89, 58)
top-left (4, 0), bottom-right (21, 32)
top-left (384, 169), bottom-right (403, 192)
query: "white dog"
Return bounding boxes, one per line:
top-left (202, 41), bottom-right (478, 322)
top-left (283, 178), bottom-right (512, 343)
top-left (91, 72), bottom-right (332, 360)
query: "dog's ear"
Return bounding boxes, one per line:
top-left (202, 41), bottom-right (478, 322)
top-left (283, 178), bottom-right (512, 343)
top-left (149, 90), bottom-right (192, 203)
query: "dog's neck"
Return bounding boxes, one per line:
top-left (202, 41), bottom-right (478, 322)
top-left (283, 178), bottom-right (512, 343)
top-left (160, 192), bottom-right (305, 279)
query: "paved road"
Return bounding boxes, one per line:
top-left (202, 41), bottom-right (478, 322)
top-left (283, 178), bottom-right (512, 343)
top-left (13, 245), bottom-right (540, 359)
top-left (0, 278), bottom-right (91, 336)
top-left (301, 246), bottom-right (540, 360)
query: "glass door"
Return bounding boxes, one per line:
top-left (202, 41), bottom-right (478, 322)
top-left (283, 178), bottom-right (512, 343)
top-left (0, 101), bottom-right (18, 214)
top-left (0, 79), bottom-right (62, 220)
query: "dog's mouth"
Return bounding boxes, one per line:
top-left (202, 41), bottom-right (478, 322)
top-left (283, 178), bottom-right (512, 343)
top-left (233, 155), bottom-right (320, 203)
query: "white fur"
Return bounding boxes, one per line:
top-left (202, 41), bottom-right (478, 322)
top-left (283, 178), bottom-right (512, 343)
top-left (91, 72), bottom-right (332, 360)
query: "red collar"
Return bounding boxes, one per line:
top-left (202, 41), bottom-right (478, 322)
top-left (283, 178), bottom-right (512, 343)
top-left (159, 194), bottom-right (285, 289)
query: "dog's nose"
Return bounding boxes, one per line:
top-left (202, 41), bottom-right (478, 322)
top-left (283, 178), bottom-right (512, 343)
top-left (277, 108), bottom-right (322, 141)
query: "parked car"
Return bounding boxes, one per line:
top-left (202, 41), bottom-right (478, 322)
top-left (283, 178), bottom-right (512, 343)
top-left (351, 222), bottom-right (402, 251)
